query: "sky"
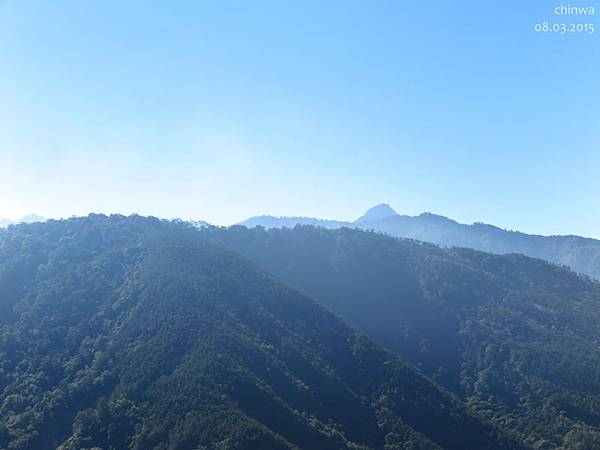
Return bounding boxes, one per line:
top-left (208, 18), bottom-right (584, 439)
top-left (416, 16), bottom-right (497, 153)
top-left (0, 1), bottom-right (598, 236)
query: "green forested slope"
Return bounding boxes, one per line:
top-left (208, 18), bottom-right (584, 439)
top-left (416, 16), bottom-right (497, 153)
top-left (0, 216), bottom-right (519, 450)
top-left (240, 208), bottom-right (600, 281)
top-left (213, 225), bottom-right (600, 450)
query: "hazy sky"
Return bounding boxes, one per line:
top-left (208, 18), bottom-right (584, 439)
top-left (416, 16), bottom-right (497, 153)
top-left (0, 1), bottom-right (598, 236)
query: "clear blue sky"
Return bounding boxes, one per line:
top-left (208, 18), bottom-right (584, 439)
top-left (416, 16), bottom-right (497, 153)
top-left (0, 0), bottom-right (598, 236)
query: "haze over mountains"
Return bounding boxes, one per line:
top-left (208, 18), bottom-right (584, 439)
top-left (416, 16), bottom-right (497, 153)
top-left (2, 215), bottom-right (600, 449)
top-left (240, 204), bottom-right (600, 280)
top-left (0, 216), bottom-right (522, 450)
top-left (212, 225), bottom-right (600, 449)
top-left (0, 214), bottom-right (45, 228)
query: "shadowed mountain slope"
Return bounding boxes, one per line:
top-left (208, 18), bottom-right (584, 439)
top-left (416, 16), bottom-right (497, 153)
top-left (210, 225), bottom-right (600, 450)
top-left (0, 216), bottom-right (520, 450)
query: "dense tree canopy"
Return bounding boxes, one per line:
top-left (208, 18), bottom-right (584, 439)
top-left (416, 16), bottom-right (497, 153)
top-left (0, 216), bottom-right (520, 450)
top-left (240, 210), bottom-right (600, 281)
top-left (211, 225), bottom-right (600, 450)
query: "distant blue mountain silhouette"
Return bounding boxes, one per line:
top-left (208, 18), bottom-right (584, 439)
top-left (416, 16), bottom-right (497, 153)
top-left (355, 203), bottom-right (397, 222)
top-left (0, 214), bottom-right (46, 228)
top-left (239, 205), bottom-right (600, 280)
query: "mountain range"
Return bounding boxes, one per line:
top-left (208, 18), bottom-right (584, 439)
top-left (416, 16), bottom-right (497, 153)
top-left (211, 225), bottom-right (600, 449)
top-left (0, 216), bottom-right (521, 450)
top-left (240, 204), bottom-right (600, 280)
top-left (2, 215), bottom-right (600, 449)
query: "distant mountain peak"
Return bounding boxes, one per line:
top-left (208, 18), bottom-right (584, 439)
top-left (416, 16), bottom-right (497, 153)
top-left (355, 203), bottom-right (398, 223)
top-left (19, 214), bottom-right (46, 223)
top-left (0, 213), bottom-right (46, 228)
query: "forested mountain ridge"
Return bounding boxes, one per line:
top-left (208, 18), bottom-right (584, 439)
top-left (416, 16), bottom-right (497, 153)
top-left (239, 205), bottom-right (600, 280)
top-left (210, 225), bottom-right (600, 450)
top-left (0, 216), bottom-right (521, 450)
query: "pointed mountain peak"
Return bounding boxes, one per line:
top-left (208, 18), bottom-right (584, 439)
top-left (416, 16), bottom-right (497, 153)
top-left (355, 203), bottom-right (398, 223)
